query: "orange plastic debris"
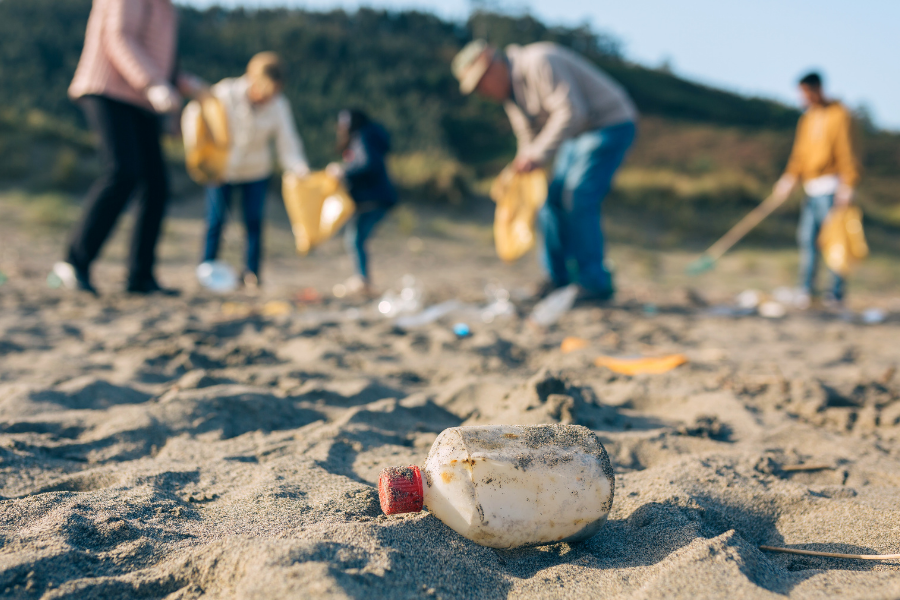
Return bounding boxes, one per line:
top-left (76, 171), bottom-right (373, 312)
top-left (282, 171), bottom-right (356, 255)
top-left (184, 96), bottom-right (230, 185)
top-left (490, 168), bottom-right (548, 263)
top-left (560, 337), bottom-right (590, 354)
top-left (594, 354), bottom-right (688, 375)
top-left (818, 206), bottom-right (869, 276)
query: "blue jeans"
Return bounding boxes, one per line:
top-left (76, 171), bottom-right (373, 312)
top-left (203, 178), bottom-right (269, 277)
top-left (344, 206), bottom-right (390, 280)
top-left (539, 121), bottom-right (635, 295)
top-left (798, 193), bottom-right (845, 300)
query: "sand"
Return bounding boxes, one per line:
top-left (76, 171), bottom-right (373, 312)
top-left (1, 200), bottom-right (899, 599)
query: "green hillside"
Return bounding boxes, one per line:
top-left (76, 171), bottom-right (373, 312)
top-left (0, 0), bottom-right (801, 168)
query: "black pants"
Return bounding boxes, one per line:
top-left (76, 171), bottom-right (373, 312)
top-left (66, 95), bottom-right (169, 284)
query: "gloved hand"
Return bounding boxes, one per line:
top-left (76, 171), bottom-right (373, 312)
top-left (326, 162), bottom-right (345, 179)
top-left (772, 174), bottom-right (796, 201)
top-left (835, 184), bottom-right (854, 206)
top-left (146, 84), bottom-right (182, 114)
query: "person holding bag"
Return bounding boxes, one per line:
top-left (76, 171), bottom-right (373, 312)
top-left (186, 52), bottom-right (310, 289)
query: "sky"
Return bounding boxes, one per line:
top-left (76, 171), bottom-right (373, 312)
top-left (179, 0), bottom-right (900, 130)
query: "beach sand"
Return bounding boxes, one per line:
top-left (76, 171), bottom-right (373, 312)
top-left (1, 199), bottom-right (899, 599)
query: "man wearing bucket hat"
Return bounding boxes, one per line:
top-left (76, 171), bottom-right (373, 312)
top-left (452, 40), bottom-right (637, 301)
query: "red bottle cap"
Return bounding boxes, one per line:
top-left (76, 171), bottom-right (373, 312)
top-left (378, 465), bottom-right (424, 515)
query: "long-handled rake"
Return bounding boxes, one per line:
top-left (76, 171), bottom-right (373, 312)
top-left (686, 193), bottom-right (790, 275)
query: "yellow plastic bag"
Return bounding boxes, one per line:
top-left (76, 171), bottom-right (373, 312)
top-left (818, 205), bottom-right (869, 276)
top-left (594, 354), bottom-right (688, 375)
top-left (282, 171), bottom-right (356, 255)
top-left (183, 96), bottom-right (230, 185)
top-left (490, 168), bottom-right (548, 263)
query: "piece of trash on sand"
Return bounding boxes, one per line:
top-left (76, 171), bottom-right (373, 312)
top-left (221, 302), bottom-right (253, 318)
top-left (295, 288), bottom-right (323, 304)
top-left (0, 270), bottom-right (7, 286)
top-left (760, 546), bottom-right (900, 561)
top-left (377, 274), bottom-right (423, 318)
top-left (394, 300), bottom-right (464, 330)
top-left (261, 301), bottom-right (292, 317)
top-left (561, 337), bottom-right (589, 354)
top-left (481, 281), bottom-right (516, 323)
top-left (759, 301), bottom-right (786, 319)
top-left (643, 303), bottom-right (659, 316)
top-left (861, 308), bottom-right (887, 324)
top-left (594, 354), bottom-right (688, 375)
top-left (197, 260), bottom-right (238, 293)
top-left (452, 323), bottom-right (471, 338)
top-left (378, 424), bottom-right (614, 549)
top-left (529, 284), bottom-right (579, 327)
top-left (736, 289), bottom-right (761, 310)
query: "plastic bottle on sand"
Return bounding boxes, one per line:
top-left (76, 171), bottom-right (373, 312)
top-left (196, 260), bottom-right (238, 293)
top-left (529, 284), bottom-right (579, 327)
top-left (378, 424), bottom-right (615, 549)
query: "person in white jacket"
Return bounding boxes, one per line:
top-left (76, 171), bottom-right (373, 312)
top-left (186, 52), bottom-right (309, 288)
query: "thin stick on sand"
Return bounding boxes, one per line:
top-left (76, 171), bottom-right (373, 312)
top-left (779, 464), bottom-right (833, 472)
top-left (760, 546), bottom-right (900, 560)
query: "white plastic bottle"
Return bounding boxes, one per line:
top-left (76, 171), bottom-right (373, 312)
top-left (378, 424), bottom-right (615, 549)
top-left (529, 284), bottom-right (579, 327)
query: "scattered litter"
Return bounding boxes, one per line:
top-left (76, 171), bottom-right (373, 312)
top-left (394, 300), bottom-right (464, 330)
top-left (452, 323), bottom-right (471, 338)
top-left (261, 301), bottom-right (292, 317)
top-left (197, 260), bottom-right (238, 293)
top-left (736, 289), bottom-right (761, 310)
top-left (294, 287), bottom-right (323, 304)
top-left (378, 424), bottom-right (614, 549)
top-left (377, 274), bottom-right (423, 318)
top-left (0, 270), bottom-right (7, 286)
top-left (528, 284), bottom-right (578, 328)
top-left (594, 354), bottom-right (688, 375)
top-left (861, 308), bottom-right (887, 325)
top-left (480, 281), bottom-right (515, 323)
top-left (221, 302), bottom-right (253, 318)
top-left (759, 301), bottom-right (787, 319)
top-left (642, 303), bottom-right (659, 316)
top-left (560, 337), bottom-right (589, 354)
top-left (759, 546), bottom-right (900, 561)
top-left (772, 287), bottom-right (796, 305)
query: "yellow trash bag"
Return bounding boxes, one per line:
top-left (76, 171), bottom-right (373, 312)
top-left (183, 96), bottom-right (230, 185)
top-left (282, 171), bottom-right (356, 255)
top-left (490, 168), bottom-right (548, 263)
top-left (818, 205), bottom-right (869, 276)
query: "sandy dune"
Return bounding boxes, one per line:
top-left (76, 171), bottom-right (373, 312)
top-left (1, 206), bottom-right (899, 599)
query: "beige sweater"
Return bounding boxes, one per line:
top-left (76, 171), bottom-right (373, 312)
top-left (69, 0), bottom-right (178, 112)
top-left (182, 76), bottom-right (309, 184)
top-left (504, 43), bottom-right (637, 165)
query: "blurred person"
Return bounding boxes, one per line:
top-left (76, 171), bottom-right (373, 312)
top-left (54, 0), bottom-right (203, 296)
top-left (771, 72), bottom-right (860, 309)
top-left (185, 52), bottom-right (310, 289)
top-left (326, 109), bottom-right (397, 296)
top-left (452, 40), bottom-right (637, 302)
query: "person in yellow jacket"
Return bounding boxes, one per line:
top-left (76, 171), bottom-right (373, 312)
top-left (772, 72), bottom-right (860, 308)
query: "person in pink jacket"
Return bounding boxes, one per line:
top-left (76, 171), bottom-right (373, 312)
top-left (52, 0), bottom-right (201, 296)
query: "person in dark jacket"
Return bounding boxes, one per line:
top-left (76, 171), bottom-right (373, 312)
top-left (327, 109), bottom-right (397, 296)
